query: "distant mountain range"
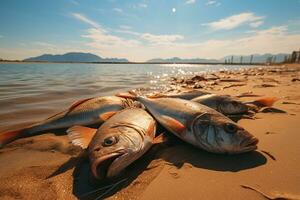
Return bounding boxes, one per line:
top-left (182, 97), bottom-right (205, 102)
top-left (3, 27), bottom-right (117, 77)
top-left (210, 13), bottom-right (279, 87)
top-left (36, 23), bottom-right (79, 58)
top-left (147, 57), bottom-right (219, 63)
top-left (23, 52), bottom-right (129, 63)
top-left (22, 52), bottom-right (290, 63)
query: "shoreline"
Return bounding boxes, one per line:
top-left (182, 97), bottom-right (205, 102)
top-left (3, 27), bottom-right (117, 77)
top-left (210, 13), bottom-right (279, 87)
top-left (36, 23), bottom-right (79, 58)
top-left (0, 60), bottom-right (269, 65)
top-left (0, 64), bottom-right (300, 199)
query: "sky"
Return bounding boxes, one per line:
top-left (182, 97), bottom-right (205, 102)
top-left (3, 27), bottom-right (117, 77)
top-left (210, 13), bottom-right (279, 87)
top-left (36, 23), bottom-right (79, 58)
top-left (0, 0), bottom-right (300, 61)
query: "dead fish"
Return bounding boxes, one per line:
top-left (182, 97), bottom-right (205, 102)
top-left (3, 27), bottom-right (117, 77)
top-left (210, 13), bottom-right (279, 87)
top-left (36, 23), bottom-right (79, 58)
top-left (191, 94), bottom-right (249, 115)
top-left (191, 94), bottom-right (278, 115)
top-left (121, 89), bottom-right (210, 100)
top-left (150, 89), bottom-right (210, 100)
top-left (117, 94), bottom-right (258, 154)
top-left (67, 108), bottom-right (161, 180)
top-left (0, 96), bottom-right (137, 147)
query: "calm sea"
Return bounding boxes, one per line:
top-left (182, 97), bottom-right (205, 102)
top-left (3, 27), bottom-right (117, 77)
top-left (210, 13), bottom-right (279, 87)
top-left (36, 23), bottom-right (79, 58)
top-left (0, 63), bottom-right (253, 130)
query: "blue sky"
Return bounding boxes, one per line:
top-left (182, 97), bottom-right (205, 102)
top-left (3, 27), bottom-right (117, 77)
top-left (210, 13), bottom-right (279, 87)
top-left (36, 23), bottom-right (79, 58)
top-left (0, 0), bottom-right (300, 61)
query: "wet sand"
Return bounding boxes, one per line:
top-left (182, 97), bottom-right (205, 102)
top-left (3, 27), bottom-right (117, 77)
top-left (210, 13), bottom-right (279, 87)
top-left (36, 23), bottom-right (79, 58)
top-left (0, 64), bottom-right (300, 200)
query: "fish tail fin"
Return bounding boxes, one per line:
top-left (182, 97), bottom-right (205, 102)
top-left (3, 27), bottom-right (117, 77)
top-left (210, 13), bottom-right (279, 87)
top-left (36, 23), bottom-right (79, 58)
top-left (246, 97), bottom-right (278, 108)
top-left (0, 129), bottom-right (25, 148)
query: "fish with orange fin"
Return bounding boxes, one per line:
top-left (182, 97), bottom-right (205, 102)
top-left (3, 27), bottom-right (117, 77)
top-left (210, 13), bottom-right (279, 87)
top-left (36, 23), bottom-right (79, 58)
top-left (117, 93), bottom-right (258, 154)
top-left (67, 108), bottom-right (162, 180)
top-left (127, 89), bottom-right (277, 115)
top-left (0, 96), bottom-right (138, 148)
top-left (191, 94), bottom-right (278, 115)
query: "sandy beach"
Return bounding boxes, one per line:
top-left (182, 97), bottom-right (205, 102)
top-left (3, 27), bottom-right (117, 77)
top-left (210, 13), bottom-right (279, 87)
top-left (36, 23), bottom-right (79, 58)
top-left (0, 64), bottom-right (300, 200)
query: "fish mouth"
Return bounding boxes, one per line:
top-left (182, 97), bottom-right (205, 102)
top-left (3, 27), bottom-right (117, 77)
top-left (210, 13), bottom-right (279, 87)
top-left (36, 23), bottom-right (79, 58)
top-left (240, 137), bottom-right (259, 152)
top-left (91, 152), bottom-right (126, 180)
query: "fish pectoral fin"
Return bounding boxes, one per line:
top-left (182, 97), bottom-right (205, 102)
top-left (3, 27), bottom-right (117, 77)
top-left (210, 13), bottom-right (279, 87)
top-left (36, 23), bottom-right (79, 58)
top-left (99, 111), bottom-right (117, 121)
top-left (67, 126), bottom-right (97, 149)
top-left (152, 133), bottom-right (167, 144)
top-left (161, 115), bottom-right (186, 135)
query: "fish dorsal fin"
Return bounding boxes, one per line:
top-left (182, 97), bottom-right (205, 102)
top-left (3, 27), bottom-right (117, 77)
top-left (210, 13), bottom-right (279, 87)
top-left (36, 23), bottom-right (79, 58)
top-left (161, 115), bottom-right (186, 135)
top-left (99, 111), bottom-right (117, 121)
top-left (67, 126), bottom-right (97, 149)
top-left (152, 133), bottom-right (167, 144)
top-left (67, 98), bottom-right (94, 114)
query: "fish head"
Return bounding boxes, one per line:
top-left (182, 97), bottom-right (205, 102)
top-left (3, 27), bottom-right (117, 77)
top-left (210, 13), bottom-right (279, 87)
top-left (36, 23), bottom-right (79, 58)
top-left (192, 113), bottom-right (258, 154)
top-left (88, 125), bottom-right (150, 180)
top-left (218, 99), bottom-right (249, 115)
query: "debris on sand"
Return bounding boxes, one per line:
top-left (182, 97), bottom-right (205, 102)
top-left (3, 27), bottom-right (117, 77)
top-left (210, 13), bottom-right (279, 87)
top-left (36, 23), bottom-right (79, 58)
top-left (260, 150), bottom-right (276, 161)
top-left (240, 184), bottom-right (300, 200)
top-left (291, 78), bottom-right (300, 82)
top-left (282, 101), bottom-right (299, 105)
top-left (254, 84), bottom-right (277, 88)
top-left (265, 131), bottom-right (277, 135)
top-left (222, 83), bottom-right (246, 89)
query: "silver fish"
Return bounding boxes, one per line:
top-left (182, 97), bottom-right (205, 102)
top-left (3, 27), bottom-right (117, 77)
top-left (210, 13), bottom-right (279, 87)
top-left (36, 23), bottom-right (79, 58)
top-left (192, 94), bottom-right (278, 115)
top-left (0, 96), bottom-right (136, 147)
top-left (191, 94), bottom-right (249, 115)
top-left (67, 108), bottom-right (159, 180)
top-left (127, 96), bottom-right (258, 154)
top-left (146, 89), bottom-right (210, 100)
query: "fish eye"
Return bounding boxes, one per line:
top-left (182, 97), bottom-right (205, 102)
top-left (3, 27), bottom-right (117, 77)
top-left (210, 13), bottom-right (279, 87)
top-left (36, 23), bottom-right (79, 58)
top-left (103, 136), bottom-right (119, 147)
top-left (224, 123), bottom-right (237, 134)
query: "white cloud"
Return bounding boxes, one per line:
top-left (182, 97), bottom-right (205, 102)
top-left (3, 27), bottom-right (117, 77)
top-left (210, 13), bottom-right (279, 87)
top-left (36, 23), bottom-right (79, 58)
top-left (206, 0), bottom-right (221, 6)
top-left (250, 21), bottom-right (264, 28)
top-left (82, 25), bottom-right (300, 61)
top-left (132, 3), bottom-right (148, 8)
top-left (116, 29), bottom-right (141, 36)
top-left (71, 13), bottom-right (100, 28)
top-left (5, 13), bottom-right (298, 62)
top-left (113, 8), bottom-right (123, 13)
top-left (185, 0), bottom-right (196, 4)
top-left (206, 0), bottom-right (215, 5)
top-left (83, 27), bottom-right (140, 47)
top-left (141, 33), bottom-right (184, 44)
top-left (203, 12), bottom-right (265, 30)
